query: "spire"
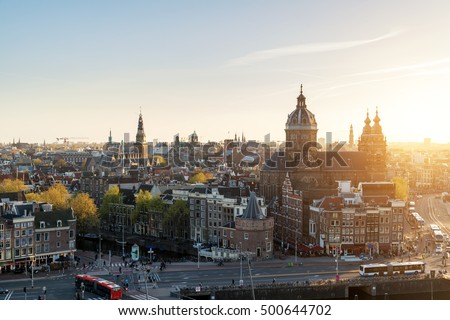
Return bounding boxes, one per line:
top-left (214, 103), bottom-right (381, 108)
top-left (363, 110), bottom-right (371, 134)
top-left (136, 110), bottom-right (147, 143)
top-left (108, 129), bottom-right (112, 143)
top-left (296, 84), bottom-right (306, 108)
top-left (372, 106), bottom-right (383, 134)
top-left (349, 124), bottom-right (354, 148)
top-left (241, 192), bottom-right (264, 219)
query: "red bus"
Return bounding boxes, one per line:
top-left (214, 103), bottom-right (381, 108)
top-left (75, 274), bottom-right (123, 300)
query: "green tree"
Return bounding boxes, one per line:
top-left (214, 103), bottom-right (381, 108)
top-left (164, 200), bottom-right (189, 239)
top-left (70, 192), bottom-right (98, 234)
top-left (0, 178), bottom-right (27, 193)
top-left (392, 176), bottom-right (409, 200)
top-left (131, 190), bottom-right (152, 223)
top-left (98, 186), bottom-right (122, 219)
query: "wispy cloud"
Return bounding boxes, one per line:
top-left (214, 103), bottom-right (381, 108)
top-left (347, 57), bottom-right (450, 76)
top-left (225, 30), bottom-right (403, 67)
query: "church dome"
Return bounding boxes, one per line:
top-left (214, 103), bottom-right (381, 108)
top-left (285, 85), bottom-right (317, 130)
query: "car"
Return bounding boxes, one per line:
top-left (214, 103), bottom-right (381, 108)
top-left (0, 288), bottom-right (9, 294)
top-left (13, 267), bottom-right (25, 274)
top-left (436, 247), bottom-right (443, 254)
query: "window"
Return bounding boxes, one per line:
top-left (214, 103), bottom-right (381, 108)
top-left (265, 231), bottom-right (269, 240)
top-left (15, 230), bottom-right (20, 238)
top-left (40, 222), bottom-right (45, 228)
top-left (36, 233), bottom-right (41, 242)
top-left (44, 233), bottom-right (49, 241)
top-left (56, 242), bottom-right (61, 248)
top-left (22, 229), bottom-right (26, 236)
top-left (36, 244), bottom-right (41, 254)
top-left (266, 242), bottom-right (272, 252)
top-left (57, 220), bottom-right (62, 227)
top-left (28, 237), bottom-right (33, 245)
top-left (244, 233), bottom-right (249, 240)
top-left (56, 231), bottom-right (61, 237)
top-left (69, 230), bottom-right (74, 238)
top-left (44, 243), bottom-right (49, 252)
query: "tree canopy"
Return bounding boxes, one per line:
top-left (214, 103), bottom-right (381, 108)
top-left (25, 184), bottom-right (70, 210)
top-left (70, 192), bottom-right (98, 233)
top-left (392, 176), bottom-right (409, 201)
top-left (0, 178), bottom-right (27, 193)
top-left (98, 186), bottom-right (122, 219)
top-left (164, 200), bottom-right (189, 238)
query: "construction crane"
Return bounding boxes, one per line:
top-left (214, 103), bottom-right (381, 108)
top-left (56, 137), bottom-right (89, 144)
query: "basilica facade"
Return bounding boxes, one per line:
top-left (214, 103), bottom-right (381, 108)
top-left (260, 86), bottom-right (388, 245)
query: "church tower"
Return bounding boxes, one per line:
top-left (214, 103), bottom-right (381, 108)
top-left (135, 111), bottom-right (148, 160)
top-left (349, 124), bottom-right (354, 149)
top-left (285, 85), bottom-right (318, 163)
top-left (358, 107), bottom-right (387, 181)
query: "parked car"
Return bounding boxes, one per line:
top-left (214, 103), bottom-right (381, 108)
top-left (0, 287), bottom-right (9, 294)
top-left (13, 267), bottom-right (25, 274)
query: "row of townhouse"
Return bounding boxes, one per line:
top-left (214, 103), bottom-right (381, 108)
top-left (0, 195), bottom-right (76, 273)
top-left (279, 177), bottom-right (406, 256)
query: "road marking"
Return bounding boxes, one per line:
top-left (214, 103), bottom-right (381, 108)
top-left (4, 291), bottom-right (13, 300)
top-left (130, 294), bottom-right (159, 300)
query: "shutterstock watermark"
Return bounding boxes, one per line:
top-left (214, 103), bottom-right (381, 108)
top-left (98, 132), bottom-right (349, 170)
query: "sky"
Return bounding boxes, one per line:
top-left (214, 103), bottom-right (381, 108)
top-left (1, 0), bottom-right (450, 145)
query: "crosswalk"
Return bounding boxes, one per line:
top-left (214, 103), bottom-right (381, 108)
top-left (130, 294), bottom-right (159, 300)
top-left (76, 262), bottom-right (128, 272)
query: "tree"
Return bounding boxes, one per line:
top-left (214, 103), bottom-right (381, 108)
top-left (70, 192), bottom-right (98, 234)
top-left (164, 200), bottom-right (190, 239)
top-left (25, 192), bottom-right (43, 202)
top-left (33, 159), bottom-right (43, 167)
top-left (54, 159), bottom-right (68, 169)
top-left (189, 172), bottom-right (207, 183)
top-left (131, 190), bottom-right (152, 223)
top-left (392, 176), bottom-right (409, 201)
top-left (40, 184), bottom-right (70, 210)
top-left (0, 179), bottom-right (27, 193)
top-left (98, 186), bottom-right (122, 219)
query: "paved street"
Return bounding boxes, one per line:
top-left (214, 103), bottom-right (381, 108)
top-left (2, 195), bottom-right (450, 301)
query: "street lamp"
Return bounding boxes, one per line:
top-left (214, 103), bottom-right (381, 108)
top-left (98, 234), bottom-right (103, 269)
top-left (335, 244), bottom-right (340, 281)
top-left (197, 244), bottom-right (200, 270)
top-left (239, 242), bottom-right (243, 286)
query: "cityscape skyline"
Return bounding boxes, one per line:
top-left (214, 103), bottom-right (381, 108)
top-left (2, 1), bottom-right (450, 144)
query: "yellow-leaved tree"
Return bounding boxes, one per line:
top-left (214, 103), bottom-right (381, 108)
top-left (41, 184), bottom-right (70, 210)
top-left (70, 192), bottom-right (98, 234)
top-left (0, 178), bottom-right (27, 193)
top-left (392, 176), bottom-right (409, 201)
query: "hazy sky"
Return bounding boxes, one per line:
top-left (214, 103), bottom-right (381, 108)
top-left (2, 1), bottom-right (450, 144)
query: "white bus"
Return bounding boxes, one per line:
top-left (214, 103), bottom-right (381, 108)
top-left (359, 261), bottom-right (426, 276)
top-left (430, 224), bottom-right (440, 231)
top-left (433, 230), bottom-right (444, 242)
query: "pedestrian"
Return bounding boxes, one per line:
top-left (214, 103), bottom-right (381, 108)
top-left (119, 266), bottom-right (122, 274)
top-left (232, 279), bottom-right (235, 285)
top-left (272, 278), bottom-right (276, 284)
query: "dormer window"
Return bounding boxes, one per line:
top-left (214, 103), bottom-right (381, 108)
top-left (57, 220), bottom-right (62, 227)
top-left (40, 222), bottom-right (45, 229)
